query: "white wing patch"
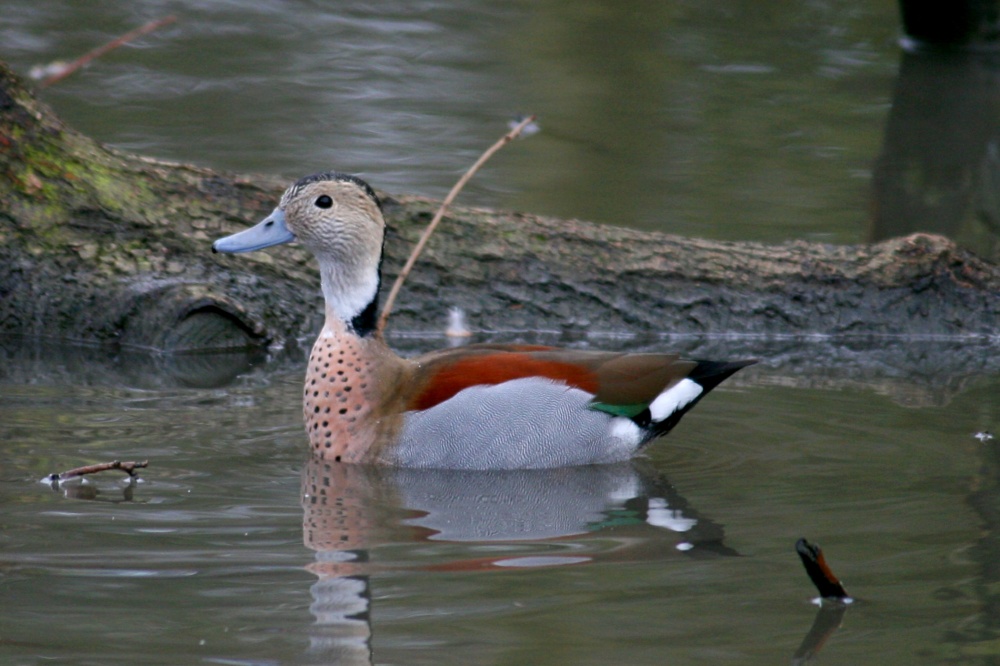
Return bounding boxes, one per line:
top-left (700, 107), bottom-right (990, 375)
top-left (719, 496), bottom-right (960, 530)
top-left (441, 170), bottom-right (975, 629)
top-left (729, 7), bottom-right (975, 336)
top-left (648, 378), bottom-right (703, 422)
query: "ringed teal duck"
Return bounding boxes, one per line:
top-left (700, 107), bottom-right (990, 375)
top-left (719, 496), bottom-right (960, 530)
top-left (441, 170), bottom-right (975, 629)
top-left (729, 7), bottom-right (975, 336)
top-left (213, 172), bottom-right (755, 469)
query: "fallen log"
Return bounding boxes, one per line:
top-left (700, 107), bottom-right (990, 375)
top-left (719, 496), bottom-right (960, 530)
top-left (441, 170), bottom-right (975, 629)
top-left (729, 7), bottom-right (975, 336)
top-left (1, 60), bottom-right (998, 353)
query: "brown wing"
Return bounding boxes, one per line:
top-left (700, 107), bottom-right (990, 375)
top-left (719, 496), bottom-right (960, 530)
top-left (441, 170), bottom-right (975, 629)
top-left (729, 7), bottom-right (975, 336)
top-left (409, 345), bottom-right (696, 412)
top-left (531, 351), bottom-right (697, 406)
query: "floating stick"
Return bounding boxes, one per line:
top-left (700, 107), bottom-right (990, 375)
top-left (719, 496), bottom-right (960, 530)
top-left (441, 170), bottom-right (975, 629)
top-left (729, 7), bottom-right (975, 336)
top-left (46, 460), bottom-right (149, 482)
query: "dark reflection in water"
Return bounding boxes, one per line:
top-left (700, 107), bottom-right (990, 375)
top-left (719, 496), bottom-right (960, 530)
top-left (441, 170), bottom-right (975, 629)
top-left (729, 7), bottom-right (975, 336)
top-left (872, 47), bottom-right (1000, 260)
top-left (0, 335), bottom-right (268, 389)
top-left (791, 603), bottom-right (848, 666)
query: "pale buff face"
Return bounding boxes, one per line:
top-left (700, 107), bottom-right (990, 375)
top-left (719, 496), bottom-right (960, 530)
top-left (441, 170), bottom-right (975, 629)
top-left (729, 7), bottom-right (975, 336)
top-left (274, 176), bottom-right (386, 323)
top-left (280, 178), bottom-right (384, 268)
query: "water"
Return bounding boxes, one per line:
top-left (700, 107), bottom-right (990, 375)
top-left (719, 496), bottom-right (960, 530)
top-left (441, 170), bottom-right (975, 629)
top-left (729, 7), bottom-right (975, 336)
top-left (1, 337), bottom-right (998, 665)
top-left (6, 0), bottom-right (977, 248)
top-left (2, 1), bottom-right (1000, 663)
top-left (7, 1), bottom-right (998, 255)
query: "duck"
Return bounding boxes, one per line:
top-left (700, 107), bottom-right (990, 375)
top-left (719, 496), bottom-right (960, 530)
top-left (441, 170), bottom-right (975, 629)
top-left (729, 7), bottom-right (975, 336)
top-left (212, 172), bottom-right (755, 469)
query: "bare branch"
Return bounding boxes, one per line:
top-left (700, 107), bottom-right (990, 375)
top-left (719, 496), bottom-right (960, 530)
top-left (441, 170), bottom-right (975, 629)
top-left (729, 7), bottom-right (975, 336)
top-left (377, 114), bottom-right (537, 334)
top-left (47, 460), bottom-right (149, 482)
top-left (40, 16), bottom-right (177, 88)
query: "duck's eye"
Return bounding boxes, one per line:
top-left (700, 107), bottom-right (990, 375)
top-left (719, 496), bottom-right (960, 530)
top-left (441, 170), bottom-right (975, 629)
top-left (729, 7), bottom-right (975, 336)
top-left (315, 195), bottom-right (333, 209)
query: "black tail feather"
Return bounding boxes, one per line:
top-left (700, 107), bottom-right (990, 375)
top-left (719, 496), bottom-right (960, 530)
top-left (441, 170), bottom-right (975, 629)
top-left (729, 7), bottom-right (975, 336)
top-left (689, 358), bottom-right (758, 393)
top-left (640, 358), bottom-right (757, 443)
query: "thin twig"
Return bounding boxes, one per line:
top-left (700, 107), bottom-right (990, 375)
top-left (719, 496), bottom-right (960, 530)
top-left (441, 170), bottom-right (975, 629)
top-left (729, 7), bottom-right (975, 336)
top-left (40, 16), bottom-right (178, 89)
top-left (376, 114), bottom-right (537, 334)
top-left (47, 460), bottom-right (149, 482)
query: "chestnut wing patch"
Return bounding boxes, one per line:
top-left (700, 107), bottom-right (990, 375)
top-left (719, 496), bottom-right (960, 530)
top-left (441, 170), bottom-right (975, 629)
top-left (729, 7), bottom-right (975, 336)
top-left (411, 353), bottom-right (599, 412)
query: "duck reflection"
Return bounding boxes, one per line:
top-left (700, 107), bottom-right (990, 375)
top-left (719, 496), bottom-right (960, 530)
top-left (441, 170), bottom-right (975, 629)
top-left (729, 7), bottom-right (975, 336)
top-left (791, 602), bottom-right (849, 666)
top-left (301, 458), bottom-right (735, 562)
top-left (299, 458), bottom-right (734, 662)
top-left (46, 475), bottom-right (138, 502)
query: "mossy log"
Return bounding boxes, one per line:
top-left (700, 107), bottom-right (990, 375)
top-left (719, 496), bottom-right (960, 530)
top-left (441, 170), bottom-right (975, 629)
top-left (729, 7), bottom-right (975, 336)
top-left (1, 60), bottom-right (998, 354)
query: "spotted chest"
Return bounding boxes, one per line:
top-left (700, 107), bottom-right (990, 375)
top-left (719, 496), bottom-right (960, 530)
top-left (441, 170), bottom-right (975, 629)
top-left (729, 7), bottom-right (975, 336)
top-left (303, 329), bottom-right (392, 463)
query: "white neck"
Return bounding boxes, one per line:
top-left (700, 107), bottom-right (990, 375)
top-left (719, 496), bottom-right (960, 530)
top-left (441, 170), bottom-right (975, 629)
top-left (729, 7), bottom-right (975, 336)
top-left (319, 260), bottom-right (379, 325)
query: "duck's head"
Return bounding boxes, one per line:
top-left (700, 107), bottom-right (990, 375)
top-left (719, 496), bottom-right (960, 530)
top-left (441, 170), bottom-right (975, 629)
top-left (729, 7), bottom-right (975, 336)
top-left (213, 172), bottom-right (385, 333)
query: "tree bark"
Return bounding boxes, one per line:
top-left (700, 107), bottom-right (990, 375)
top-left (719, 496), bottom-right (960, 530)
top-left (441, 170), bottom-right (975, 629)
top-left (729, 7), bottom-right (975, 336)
top-left (1, 60), bottom-right (998, 354)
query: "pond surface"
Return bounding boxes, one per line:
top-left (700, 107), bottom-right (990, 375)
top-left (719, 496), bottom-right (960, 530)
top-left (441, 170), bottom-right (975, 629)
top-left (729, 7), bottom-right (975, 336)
top-left (1, 336), bottom-right (998, 665)
top-left (3, 0), bottom-right (999, 258)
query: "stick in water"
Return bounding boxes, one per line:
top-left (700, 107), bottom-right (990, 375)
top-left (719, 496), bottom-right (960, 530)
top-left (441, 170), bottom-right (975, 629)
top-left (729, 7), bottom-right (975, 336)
top-left (795, 538), bottom-right (851, 601)
top-left (47, 460), bottom-right (149, 482)
top-left (40, 16), bottom-right (178, 88)
top-left (376, 114), bottom-right (538, 334)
